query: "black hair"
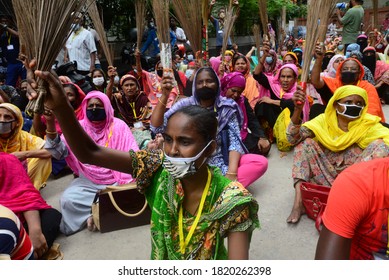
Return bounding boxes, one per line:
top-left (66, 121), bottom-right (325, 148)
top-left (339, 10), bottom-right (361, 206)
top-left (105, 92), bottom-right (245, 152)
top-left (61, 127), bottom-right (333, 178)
top-left (232, 54), bottom-right (247, 68)
top-left (91, 68), bottom-right (108, 89)
top-left (170, 105), bottom-right (218, 142)
top-left (195, 67), bottom-right (220, 92)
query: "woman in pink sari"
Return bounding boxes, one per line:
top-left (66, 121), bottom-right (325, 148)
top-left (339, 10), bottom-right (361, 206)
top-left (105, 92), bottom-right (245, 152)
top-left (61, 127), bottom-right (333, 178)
top-left (44, 91), bottom-right (139, 235)
top-left (0, 152), bottom-right (61, 259)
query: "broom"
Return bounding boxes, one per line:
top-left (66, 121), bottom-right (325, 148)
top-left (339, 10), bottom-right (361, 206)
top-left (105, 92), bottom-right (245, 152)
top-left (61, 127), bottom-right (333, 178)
top-left (135, 0), bottom-right (147, 51)
top-left (221, 1), bottom-right (239, 61)
top-left (172, 0), bottom-right (202, 56)
top-left (300, 0), bottom-right (338, 88)
top-left (258, 0), bottom-right (268, 38)
top-left (86, 0), bottom-right (114, 66)
top-left (252, 24), bottom-right (262, 57)
top-left (13, 0), bottom-right (88, 114)
top-left (201, 0), bottom-right (210, 64)
top-left (152, 0), bottom-right (172, 72)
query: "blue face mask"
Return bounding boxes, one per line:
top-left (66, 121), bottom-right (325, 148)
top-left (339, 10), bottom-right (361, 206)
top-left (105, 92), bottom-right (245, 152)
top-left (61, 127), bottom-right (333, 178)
top-left (265, 57), bottom-right (273, 64)
top-left (259, 51), bottom-right (264, 58)
top-left (86, 108), bottom-right (106, 122)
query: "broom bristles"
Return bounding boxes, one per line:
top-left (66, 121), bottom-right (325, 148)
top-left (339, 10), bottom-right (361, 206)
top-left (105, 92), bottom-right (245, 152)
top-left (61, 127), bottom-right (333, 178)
top-left (152, 0), bottom-right (171, 70)
top-left (221, 3), bottom-right (239, 59)
top-left (135, 0), bottom-right (147, 50)
top-left (12, 0), bottom-right (88, 113)
top-left (87, 0), bottom-right (114, 66)
top-left (301, 0), bottom-right (338, 83)
top-left (172, 0), bottom-right (202, 55)
top-left (252, 24), bottom-right (262, 52)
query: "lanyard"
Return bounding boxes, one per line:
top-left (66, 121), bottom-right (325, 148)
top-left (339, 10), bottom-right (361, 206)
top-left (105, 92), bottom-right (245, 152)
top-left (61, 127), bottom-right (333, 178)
top-left (104, 125), bottom-right (113, 147)
top-left (7, 32), bottom-right (11, 45)
top-left (129, 102), bottom-right (137, 119)
top-left (280, 89), bottom-right (285, 99)
top-left (178, 168), bottom-right (211, 254)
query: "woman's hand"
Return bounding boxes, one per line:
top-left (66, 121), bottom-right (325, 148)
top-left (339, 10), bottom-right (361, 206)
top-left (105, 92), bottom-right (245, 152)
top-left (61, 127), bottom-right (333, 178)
top-left (11, 151), bottom-right (28, 161)
top-left (29, 229), bottom-right (48, 259)
top-left (314, 43), bottom-right (324, 60)
top-left (107, 66), bottom-right (117, 81)
top-left (258, 138), bottom-right (271, 155)
top-left (225, 173), bottom-right (237, 181)
top-left (258, 96), bottom-right (274, 105)
top-left (161, 75), bottom-right (174, 98)
top-left (293, 85), bottom-right (306, 109)
top-left (33, 70), bottom-right (70, 112)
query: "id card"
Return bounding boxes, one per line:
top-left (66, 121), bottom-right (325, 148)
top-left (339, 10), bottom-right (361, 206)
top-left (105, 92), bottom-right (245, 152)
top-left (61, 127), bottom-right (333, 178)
top-left (134, 121), bottom-right (144, 129)
top-left (7, 44), bottom-right (14, 50)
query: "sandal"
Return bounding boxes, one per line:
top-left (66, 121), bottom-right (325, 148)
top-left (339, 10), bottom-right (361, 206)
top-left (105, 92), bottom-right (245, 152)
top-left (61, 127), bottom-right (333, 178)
top-left (41, 243), bottom-right (64, 260)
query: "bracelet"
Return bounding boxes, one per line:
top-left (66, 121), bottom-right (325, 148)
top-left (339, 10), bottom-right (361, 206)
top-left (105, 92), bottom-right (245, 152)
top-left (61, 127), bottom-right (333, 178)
top-left (226, 172), bottom-right (237, 176)
top-left (158, 97), bottom-right (167, 107)
top-left (45, 130), bottom-right (57, 135)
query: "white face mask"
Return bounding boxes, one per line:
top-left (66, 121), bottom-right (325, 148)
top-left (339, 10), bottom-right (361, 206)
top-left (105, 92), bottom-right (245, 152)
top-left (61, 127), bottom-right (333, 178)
top-left (113, 76), bottom-right (120, 85)
top-left (93, 77), bottom-right (105, 86)
top-left (0, 120), bottom-right (14, 134)
top-left (162, 140), bottom-right (213, 179)
top-left (187, 54), bottom-right (194, 61)
top-left (185, 69), bottom-right (194, 78)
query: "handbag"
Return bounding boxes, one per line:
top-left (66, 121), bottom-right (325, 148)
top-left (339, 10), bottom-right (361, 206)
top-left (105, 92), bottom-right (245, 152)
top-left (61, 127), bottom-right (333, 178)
top-left (300, 182), bottom-right (331, 232)
top-left (91, 183), bottom-right (151, 233)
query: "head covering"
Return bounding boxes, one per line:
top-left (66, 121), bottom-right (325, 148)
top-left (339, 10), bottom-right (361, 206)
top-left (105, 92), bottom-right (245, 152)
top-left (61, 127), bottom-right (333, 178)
top-left (345, 43), bottom-right (360, 57)
top-left (120, 74), bottom-right (140, 89)
top-left (322, 50), bottom-right (336, 71)
top-left (209, 56), bottom-right (222, 75)
top-left (0, 103), bottom-right (44, 154)
top-left (163, 67), bottom-right (243, 134)
top-left (349, 50), bottom-right (363, 61)
top-left (322, 58), bottom-right (385, 121)
top-left (356, 34), bottom-right (368, 52)
top-left (63, 82), bottom-right (86, 120)
top-left (224, 50), bottom-right (233, 57)
top-left (220, 72), bottom-right (248, 140)
top-left (283, 52), bottom-right (298, 64)
top-left (303, 85), bottom-right (389, 152)
top-left (0, 152), bottom-right (51, 221)
top-left (61, 91), bottom-right (138, 185)
top-left (323, 54), bottom-right (345, 78)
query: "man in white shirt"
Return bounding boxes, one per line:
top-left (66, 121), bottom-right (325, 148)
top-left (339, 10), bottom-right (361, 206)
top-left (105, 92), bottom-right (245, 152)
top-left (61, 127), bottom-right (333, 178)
top-left (170, 18), bottom-right (187, 45)
top-left (64, 13), bottom-right (97, 75)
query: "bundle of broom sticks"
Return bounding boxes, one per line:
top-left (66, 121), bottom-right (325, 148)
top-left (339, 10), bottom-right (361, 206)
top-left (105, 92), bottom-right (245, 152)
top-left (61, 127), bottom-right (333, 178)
top-left (87, 0), bottom-right (114, 66)
top-left (12, 0), bottom-right (88, 114)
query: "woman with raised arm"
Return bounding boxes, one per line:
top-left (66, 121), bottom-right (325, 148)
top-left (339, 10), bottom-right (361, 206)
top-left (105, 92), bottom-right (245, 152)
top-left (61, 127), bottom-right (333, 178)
top-left (31, 68), bottom-right (259, 260)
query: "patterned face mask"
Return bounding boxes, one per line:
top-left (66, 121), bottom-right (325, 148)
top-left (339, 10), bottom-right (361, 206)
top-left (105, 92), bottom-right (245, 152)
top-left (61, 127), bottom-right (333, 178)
top-left (162, 141), bottom-right (213, 179)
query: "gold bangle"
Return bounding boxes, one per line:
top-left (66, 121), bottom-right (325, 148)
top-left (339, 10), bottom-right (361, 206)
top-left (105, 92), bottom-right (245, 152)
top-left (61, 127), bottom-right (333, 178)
top-left (158, 97), bottom-right (167, 107)
top-left (226, 172), bottom-right (237, 176)
top-left (45, 130), bottom-right (57, 135)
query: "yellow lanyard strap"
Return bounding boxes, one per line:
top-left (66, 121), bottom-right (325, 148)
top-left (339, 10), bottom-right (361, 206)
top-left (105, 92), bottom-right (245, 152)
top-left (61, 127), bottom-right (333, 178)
top-left (104, 125), bottom-right (113, 147)
top-left (178, 168), bottom-right (211, 254)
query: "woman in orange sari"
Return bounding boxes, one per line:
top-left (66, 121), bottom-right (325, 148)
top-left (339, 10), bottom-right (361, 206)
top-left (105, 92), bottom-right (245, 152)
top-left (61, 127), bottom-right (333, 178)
top-left (311, 44), bottom-right (385, 122)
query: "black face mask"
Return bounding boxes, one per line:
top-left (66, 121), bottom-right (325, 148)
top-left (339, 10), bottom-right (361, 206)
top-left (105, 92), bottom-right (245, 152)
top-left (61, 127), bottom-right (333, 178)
top-left (196, 87), bottom-right (218, 100)
top-left (341, 71), bottom-right (358, 85)
top-left (86, 108), bottom-right (106, 122)
top-left (157, 69), bottom-right (163, 77)
top-left (362, 54), bottom-right (376, 75)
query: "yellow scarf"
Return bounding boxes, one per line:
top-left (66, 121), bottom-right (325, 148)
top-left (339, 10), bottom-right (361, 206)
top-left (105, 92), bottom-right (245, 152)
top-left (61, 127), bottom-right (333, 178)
top-left (0, 103), bottom-right (44, 153)
top-left (303, 85), bottom-right (389, 152)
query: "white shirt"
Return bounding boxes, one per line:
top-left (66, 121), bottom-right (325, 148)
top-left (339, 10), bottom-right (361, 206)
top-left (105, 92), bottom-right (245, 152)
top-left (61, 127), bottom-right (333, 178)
top-left (172, 27), bottom-right (187, 42)
top-left (66, 28), bottom-right (97, 71)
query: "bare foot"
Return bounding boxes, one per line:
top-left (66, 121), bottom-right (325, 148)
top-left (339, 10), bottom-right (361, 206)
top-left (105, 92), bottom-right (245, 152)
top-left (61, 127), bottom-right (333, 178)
top-left (286, 205), bottom-right (305, 224)
top-left (87, 216), bottom-right (97, 232)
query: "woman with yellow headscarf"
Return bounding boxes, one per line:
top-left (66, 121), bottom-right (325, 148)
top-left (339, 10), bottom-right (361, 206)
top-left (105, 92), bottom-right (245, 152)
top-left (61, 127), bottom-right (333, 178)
top-left (285, 85), bottom-right (389, 224)
top-left (0, 103), bottom-right (51, 190)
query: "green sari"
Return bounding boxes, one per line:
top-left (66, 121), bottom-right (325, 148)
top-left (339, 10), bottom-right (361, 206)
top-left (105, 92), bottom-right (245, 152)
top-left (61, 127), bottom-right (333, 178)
top-left (130, 150), bottom-right (260, 260)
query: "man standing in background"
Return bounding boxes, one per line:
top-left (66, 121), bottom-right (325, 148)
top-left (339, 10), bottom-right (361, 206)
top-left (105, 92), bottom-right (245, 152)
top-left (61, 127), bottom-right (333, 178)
top-left (336, 0), bottom-right (364, 52)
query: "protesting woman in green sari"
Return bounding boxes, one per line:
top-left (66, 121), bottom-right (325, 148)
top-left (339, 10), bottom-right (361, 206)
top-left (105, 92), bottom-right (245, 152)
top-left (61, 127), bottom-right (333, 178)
top-left (29, 67), bottom-right (259, 260)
